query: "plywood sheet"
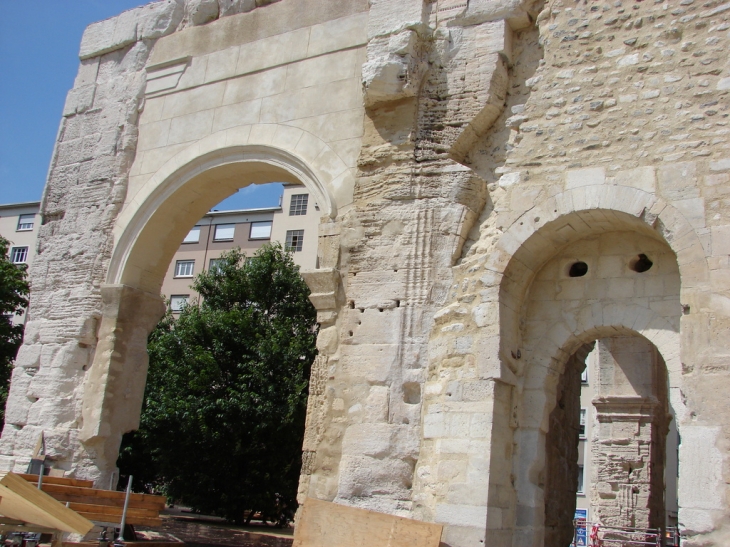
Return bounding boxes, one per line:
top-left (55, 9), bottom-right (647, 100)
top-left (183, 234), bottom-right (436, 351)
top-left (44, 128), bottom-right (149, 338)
top-left (0, 472), bottom-right (94, 534)
top-left (293, 498), bottom-right (442, 547)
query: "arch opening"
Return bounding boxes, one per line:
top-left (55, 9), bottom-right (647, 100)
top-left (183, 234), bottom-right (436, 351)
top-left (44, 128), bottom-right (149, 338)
top-left (80, 146), bottom-right (328, 494)
top-left (109, 145), bottom-right (334, 296)
top-left (492, 208), bottom-right (684, 546)
top-left (543, 334), bottom-right (676, 547)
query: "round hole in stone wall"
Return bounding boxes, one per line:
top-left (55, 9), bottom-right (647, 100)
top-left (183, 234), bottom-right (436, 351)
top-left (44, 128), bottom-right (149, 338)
top-left (630, 253), bottom-right (653, 273)
top-left (568, 261), bottom-right (588, 277)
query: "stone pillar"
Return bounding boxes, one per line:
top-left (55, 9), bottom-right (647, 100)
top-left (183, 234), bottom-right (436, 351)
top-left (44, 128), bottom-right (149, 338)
top-left (298, 266), bottom-right (344, 503)
top-left (591, 396), bottom-right (666, 530)
top-left (590, 336), bottom-right (669, 530)
top-left (78, 284), bottom-right (165, 487)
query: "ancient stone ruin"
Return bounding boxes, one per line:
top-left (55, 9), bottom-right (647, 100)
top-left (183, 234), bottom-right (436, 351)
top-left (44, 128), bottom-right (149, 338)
top-left (2, 0), bottom-right (730, 545)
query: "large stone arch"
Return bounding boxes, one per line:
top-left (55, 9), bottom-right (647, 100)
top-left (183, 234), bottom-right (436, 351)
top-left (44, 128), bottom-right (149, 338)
top-left (77, 138), bottom-right (337, 485)
top-left (108, 130), bottom-right (342, 294)
top-left (8, 0), bottom-right (730, 544)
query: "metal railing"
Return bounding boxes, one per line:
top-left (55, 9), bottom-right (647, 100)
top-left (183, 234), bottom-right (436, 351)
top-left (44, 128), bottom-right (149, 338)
top-left (572, 520), bottom-right (680, 547)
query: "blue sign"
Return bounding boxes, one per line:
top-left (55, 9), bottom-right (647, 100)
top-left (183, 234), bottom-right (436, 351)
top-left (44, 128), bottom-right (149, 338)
top-left (574, 509), bottom-right (588, 546)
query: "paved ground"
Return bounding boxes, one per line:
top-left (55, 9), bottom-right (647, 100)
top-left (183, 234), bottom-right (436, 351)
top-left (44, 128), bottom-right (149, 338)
top-left (71, 507), bottom-right (293, 547)
top-left (154, 508), bottom-right (294, 547)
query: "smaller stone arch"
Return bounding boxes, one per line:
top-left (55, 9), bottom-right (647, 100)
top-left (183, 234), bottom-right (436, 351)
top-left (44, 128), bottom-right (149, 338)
top-left (515, 324), bottom-right (675, 546)
top-left (486, 184), bottom-right (701, 409)
top-left (476, 185), bottom-right (695, 545)
top-left (484, 184), bottom-right (709, 294)
top-left (521, 309), bottom-right (680, 433)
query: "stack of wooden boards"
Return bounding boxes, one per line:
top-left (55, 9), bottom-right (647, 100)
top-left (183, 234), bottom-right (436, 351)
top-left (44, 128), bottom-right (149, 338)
top-left (0, 472), bottom-right (93, 536)
top-left (19, 474), bottom-right (165, 529)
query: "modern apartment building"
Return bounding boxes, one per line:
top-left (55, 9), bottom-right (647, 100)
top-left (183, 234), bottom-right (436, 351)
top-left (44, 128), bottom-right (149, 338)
top-left (0, 202), bottom-right (41, 325)
top-left (160, 184), bottom-right (320, 311)
top-left (269, 186), bottom-right (320, 270)
top-left (0, 185), bottom-right (320, 319)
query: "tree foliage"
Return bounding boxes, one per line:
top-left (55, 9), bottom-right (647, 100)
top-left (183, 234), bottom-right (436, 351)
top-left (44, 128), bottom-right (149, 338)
top-left (118, 244), bottom-right (318, 523)
top-left (0, 237), bottom-right (30, 425)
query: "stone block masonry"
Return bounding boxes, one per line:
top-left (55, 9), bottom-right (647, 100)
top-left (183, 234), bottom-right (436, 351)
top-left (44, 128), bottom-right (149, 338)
top-left (3, 0), bottom-right (730, 546)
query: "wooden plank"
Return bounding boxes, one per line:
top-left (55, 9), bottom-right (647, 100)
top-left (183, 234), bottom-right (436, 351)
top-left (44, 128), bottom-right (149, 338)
top-left (40, 490), bottom-right (166, 511)
top-left (292, 498), bottom-right (443, 547)
top-left (0, 472), bottom-right (94, 535)
top-left (67, 503), bottom-right (159, 519)
top-left (39, 484), bottom-right (166, 508)
top-left (75, 512), bottom-right (162, 528)
top-left (18, 474), bottom-right (94, 488)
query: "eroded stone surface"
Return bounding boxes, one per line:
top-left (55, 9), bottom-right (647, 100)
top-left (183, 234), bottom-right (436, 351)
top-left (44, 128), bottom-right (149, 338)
top-left (4, 0), bottom-right (730, 545)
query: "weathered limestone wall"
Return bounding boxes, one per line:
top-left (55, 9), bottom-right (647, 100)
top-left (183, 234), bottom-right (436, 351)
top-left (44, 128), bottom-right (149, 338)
top-left (0, 0), bottom-right (184, 479)
top-left (3, 0), bottom-right (730, 546)
top-left (418, 0), bottom-right (730, 544)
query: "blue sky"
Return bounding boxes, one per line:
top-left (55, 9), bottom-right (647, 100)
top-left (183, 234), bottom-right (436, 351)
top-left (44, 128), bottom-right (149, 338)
top-left (0, 1), bottom-right (282, 211)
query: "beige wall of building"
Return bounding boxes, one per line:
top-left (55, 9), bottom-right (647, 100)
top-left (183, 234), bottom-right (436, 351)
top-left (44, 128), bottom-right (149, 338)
top-left (271, 184), bottom-right (321, 271)
top-left (160, 183), bottom-right (320, 310)
top-left (0, 202), bottom-right (41, 326)
top-left (160, 207), bottom-right (276, 309)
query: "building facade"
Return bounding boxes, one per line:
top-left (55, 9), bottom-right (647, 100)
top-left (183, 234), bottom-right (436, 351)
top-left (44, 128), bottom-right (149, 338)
top-left (161, 184), bottom-right (320, 310)
top-left (2, 1), bottom-right (730, 546)
top-left (0, 202), bottom-right (41, 325)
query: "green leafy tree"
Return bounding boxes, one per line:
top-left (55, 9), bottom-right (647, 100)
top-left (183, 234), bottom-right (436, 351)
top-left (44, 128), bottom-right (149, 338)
top-left (118, 243), bottom-right (318, 523)
top-left (0, 237), bottom-right (30, 426)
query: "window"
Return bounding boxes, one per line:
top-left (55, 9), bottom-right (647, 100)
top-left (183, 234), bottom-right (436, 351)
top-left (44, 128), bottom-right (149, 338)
top-left (209, 258), bottom-right (224, 272)
top-left (577, 465), bottom-right (585, 494)
top-left (16, 214), bottom-right (34, 231)
top-left (175, 260), bottom-right (195, 277)
top-left (170, 295), bottom-right (189, 312)
top-left (289, 194), bottom-right (308, 216)
top-left (10, 247), bottom-right (28, 264)
top-left (214, 224), bottom-right (235, 241)
top-left (285, 230), bottom-right (304, 252)
top-left (579, 409), bottom-right (587, 439)
top-left (581, 366), bottom-right (588, 384)
top-left (183, 226), bottom-right (200, 243)
top-left (249, 221), bottom-right (272, 240)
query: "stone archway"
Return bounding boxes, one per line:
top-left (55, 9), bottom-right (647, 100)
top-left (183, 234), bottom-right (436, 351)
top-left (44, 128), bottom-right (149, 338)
top-left (76, 144), bottom-right (334, 486)
top-left (416, 187), bottom-right (695, 546)
top-left (108, 142), bottom-right (337, 294)
top-left (543, 334), bottom-right (672, 547)
top-left (502, 216), bottom-right (682, 542)
top-left (6, 1), bottom-right (730, 544)
top-left (497, 212), bottom-right (683, 546)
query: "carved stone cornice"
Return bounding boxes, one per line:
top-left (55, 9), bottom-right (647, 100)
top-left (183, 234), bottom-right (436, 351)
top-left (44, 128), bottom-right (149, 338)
top-left (592, 396), bottom-right (662, 422)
